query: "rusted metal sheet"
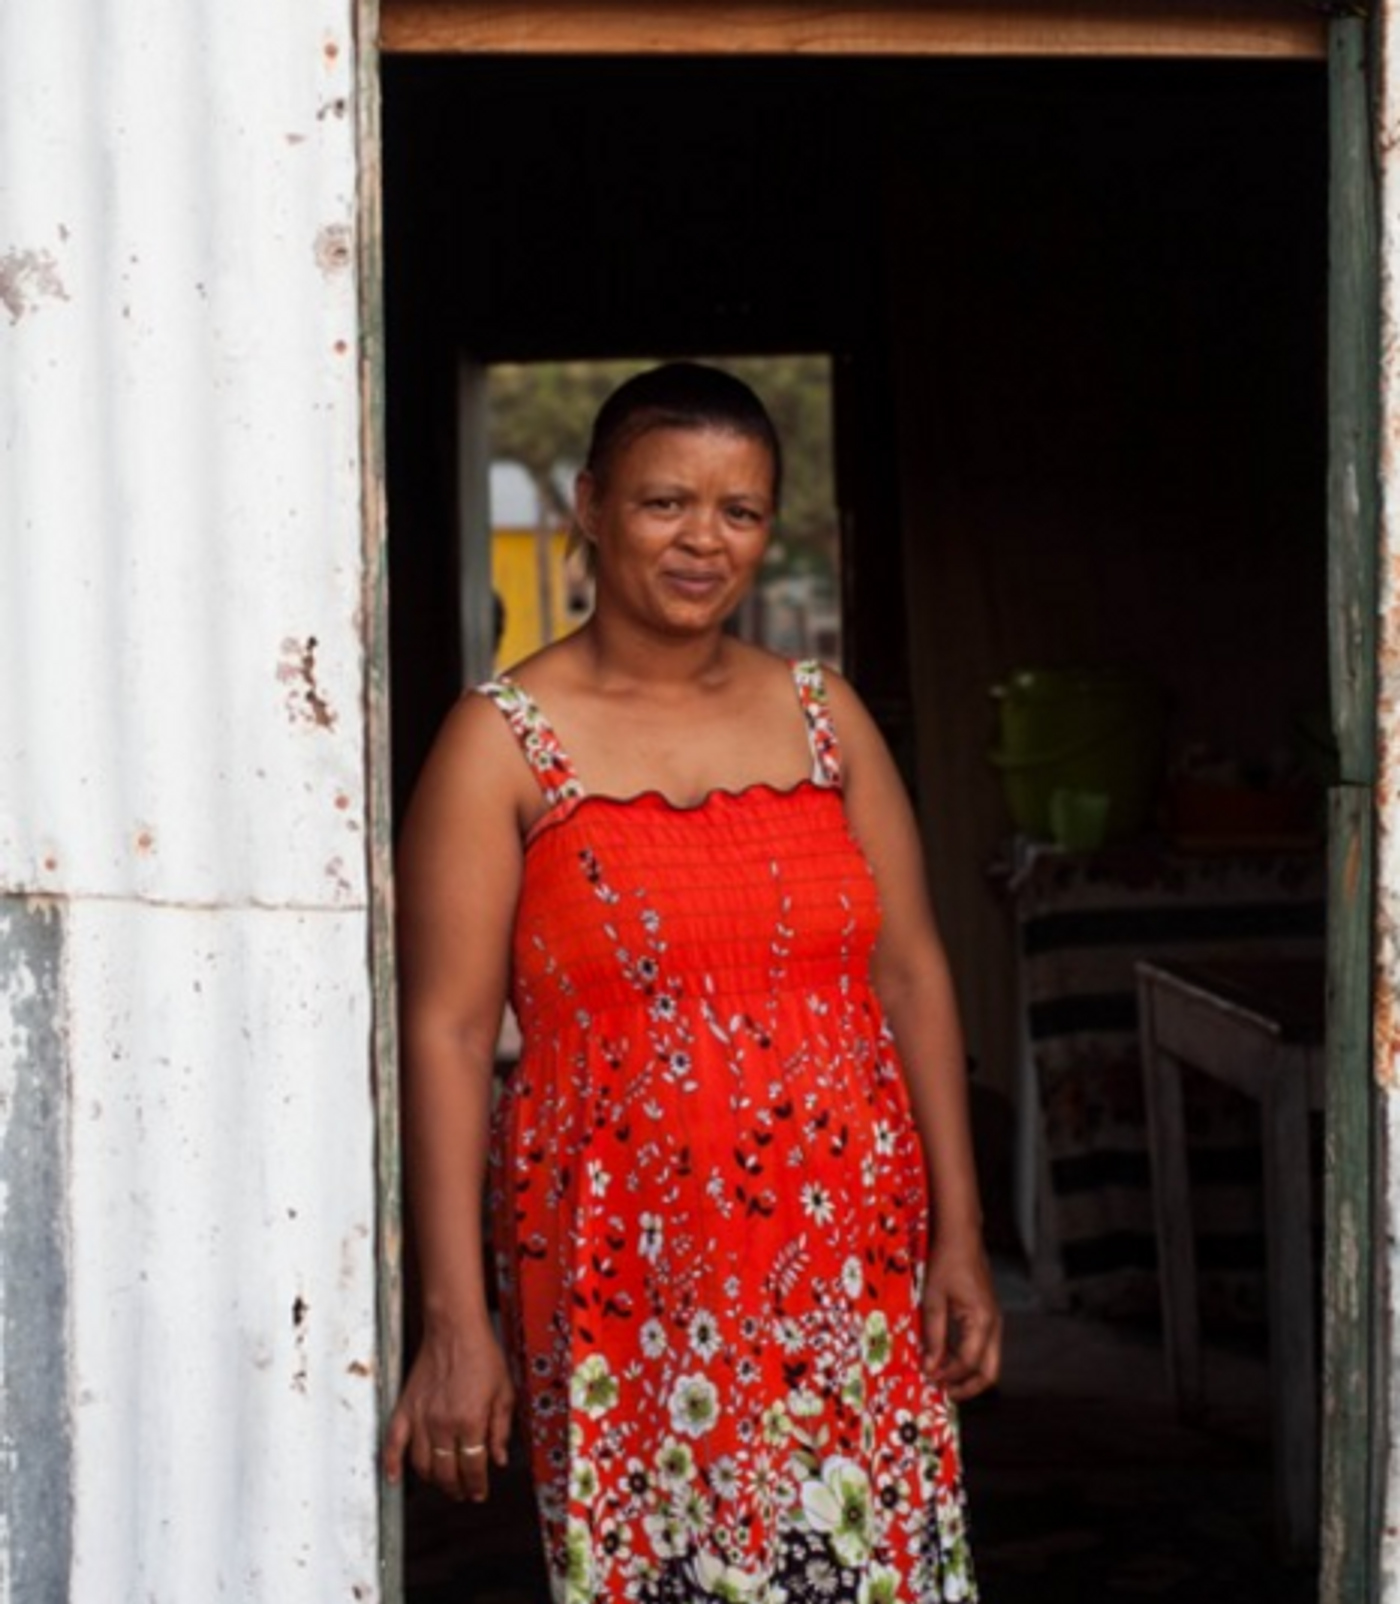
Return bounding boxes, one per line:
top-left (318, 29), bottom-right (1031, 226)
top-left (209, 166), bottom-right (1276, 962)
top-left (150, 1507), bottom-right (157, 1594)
top-left (0, 0), bottom-right (382, 1597)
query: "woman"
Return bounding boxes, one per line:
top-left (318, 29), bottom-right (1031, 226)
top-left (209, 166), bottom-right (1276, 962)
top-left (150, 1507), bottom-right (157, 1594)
top-left (384, 363), bottom-right (1001, 1603)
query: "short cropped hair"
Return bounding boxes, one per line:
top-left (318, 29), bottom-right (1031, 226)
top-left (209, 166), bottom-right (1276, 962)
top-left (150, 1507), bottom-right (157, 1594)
top-left (583, 362), bottom-right (783, 511)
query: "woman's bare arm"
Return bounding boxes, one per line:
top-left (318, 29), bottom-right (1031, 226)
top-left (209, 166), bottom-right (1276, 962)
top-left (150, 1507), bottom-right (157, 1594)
top-left (382, 693), bottom-right (534, 1500)
top-left (829, 672), bottom-right (1002, 1401)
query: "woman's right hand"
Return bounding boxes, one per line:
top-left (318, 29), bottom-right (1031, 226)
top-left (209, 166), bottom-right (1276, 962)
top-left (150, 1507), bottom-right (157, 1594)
top-left (382, 1323), bottom-right (516, 1502)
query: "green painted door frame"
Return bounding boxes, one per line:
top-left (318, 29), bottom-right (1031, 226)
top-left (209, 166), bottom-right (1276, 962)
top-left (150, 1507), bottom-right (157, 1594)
top-left (1324, 11), bottom-right (1380, 1602)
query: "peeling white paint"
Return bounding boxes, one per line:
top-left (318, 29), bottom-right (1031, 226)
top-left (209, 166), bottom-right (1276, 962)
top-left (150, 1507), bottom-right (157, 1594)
top-left (0, 245), bottom-right (70, 323)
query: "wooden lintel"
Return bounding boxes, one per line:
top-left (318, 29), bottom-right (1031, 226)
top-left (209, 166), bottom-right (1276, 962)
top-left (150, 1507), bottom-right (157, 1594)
top-left (380, 3), bottom-right (1328, 61)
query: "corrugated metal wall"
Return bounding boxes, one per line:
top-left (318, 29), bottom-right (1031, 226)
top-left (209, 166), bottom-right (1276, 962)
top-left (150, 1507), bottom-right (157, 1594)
top-left (0, 0), bottom-right (382, 1597)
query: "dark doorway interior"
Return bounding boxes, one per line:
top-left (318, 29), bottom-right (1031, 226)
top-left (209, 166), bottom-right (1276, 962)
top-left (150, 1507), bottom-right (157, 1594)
top-left (382, 52), bottom-right (1327, 1602)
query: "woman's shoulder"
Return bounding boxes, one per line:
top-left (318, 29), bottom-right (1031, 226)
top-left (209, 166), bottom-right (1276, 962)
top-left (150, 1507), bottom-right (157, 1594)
top-left (485, 633), bottom-right (587, 700)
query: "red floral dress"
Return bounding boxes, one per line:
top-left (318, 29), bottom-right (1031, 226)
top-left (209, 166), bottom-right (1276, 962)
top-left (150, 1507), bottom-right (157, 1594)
top-left (481, 661), bottom-right (976, 1604)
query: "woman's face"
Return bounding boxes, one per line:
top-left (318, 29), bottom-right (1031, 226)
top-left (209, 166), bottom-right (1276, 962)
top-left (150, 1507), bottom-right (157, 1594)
top-left (577, 425), bottom-right (776, 639)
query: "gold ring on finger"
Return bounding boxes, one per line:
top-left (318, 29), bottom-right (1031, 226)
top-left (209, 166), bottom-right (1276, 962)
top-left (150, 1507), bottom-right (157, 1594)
top-left (457, 1442), bottom-right (487, 1458)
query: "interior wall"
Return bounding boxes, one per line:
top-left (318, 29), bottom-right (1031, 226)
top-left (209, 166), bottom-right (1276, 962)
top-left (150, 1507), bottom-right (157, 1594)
top-left (880, 66), bottom-right (1328, 1110)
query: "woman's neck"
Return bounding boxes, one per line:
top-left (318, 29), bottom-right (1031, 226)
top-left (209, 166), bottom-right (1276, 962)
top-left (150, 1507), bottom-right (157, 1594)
top-left (573, 615), bottom-right (739, 694)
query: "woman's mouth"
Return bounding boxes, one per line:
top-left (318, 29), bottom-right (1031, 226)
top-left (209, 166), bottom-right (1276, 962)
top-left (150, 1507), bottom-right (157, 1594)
top-left (663, 569), bottom-right (725, 598)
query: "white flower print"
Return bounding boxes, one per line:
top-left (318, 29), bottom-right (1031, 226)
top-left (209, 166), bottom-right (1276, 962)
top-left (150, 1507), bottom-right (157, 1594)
top-left (800, 1181), bottom-right (835, 1226)
top-left (570, 1353), bottom-right (620, 1417)
top-left (691, 1550), bottom-right (764, 1604)
top-left (761, 1402), bottom-right (792, 1444)
top-left (858, 1562), bottom-right (901, 1604)
top-left (690, 1308), bottom-right (722, 1360)
top-left (655, 1437), bottom-right (696, 1488)
top-left (564, 1518), bottom-right (594, 1604)
top-left (842, 1256), bottom-right (865, 1299)
top-left (806, 1557), bottom-right (839, 1596)
top-left (669, 1373), bottom-right (720, 1438)
top-left (640, 1318), bottom-right (668, 1359)
top-left (639, 1213), bottom-right (664, 1261)
top-left (800, 1456), bottom-right (877, 1567)
top-left (863, 1310), bottom-right (893, 1372)
top-left (570, 1459), bottom-right (599, 1504)
top-left (710, 1455), bottom-right (742, 1502)
top-left (874, 1122), bottom-right (897, 1156)
top-left (643, 1509), bottom-right (688, 1560)
top-left (776, 1319), bottom-right (805, 1354)
top-left (789, 1387), bottom-right (823, 1419)
top-left (676, 1485), bottom-right (710, 1536)
top-left (587, 1158), bottom-right (610, 1197)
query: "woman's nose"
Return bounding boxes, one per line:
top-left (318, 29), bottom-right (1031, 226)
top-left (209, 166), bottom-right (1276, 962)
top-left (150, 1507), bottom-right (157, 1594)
top-left (679, 506), bottom-right (724, 549)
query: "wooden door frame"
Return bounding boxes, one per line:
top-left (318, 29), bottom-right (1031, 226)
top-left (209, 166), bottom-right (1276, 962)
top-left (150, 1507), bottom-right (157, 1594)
top-left (379, 2), bottom-right (1325, 59)
top-left (359, 8), bottom-right (1376, 1603)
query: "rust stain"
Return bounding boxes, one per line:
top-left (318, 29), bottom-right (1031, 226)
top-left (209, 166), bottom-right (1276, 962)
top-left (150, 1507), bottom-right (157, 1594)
top-left (334, 792), bottom-right (351, 812)
top-left (291, 1294), bottom-right (309, 1393)
top-left (41, 854), bottom-right (58, 873)
top-left (325, 856), bottom-right (353, 899)
top-left (315, 97), bottom-right (348, 122)
top-left (276, 635), bottom-right (338, 730)
top-left (134, 825), bottom-right (156, 857)
top-left (323, 36), bottom-right (342, 63)
top-left (333, 338), bottom-right (349, 356)
top-left (313, 223), bottom-right (353, 276)
top-left (1375, 955), bottom-right (1400, 1089)
top-left (346, 1359), bottom-right (373, 1379)
top-left (0, 246), bottom-right (70, 324)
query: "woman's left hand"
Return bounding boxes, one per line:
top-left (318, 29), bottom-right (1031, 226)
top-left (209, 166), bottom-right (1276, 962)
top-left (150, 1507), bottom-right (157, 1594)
top-left (920, 1235), bottom-right (1003, 1401)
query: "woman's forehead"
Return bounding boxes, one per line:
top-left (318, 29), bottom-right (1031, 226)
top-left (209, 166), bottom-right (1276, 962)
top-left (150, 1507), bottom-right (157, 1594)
top-left (604, 424), bottom-right (775, 481)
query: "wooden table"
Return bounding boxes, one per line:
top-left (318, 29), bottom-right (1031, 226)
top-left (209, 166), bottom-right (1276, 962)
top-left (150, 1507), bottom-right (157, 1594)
top-left (1135, 956), bottom-right (1326, 1563)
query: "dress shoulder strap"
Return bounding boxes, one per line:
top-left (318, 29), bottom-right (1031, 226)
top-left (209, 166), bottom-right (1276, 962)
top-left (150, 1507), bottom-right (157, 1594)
top-left (791, 659), bottom-right (842, 787)
top-left (476, 678), bottom-right (586, 808)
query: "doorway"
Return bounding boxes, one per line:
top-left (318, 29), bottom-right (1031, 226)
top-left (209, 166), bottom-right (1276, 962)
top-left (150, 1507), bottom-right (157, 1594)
top-left (378, 35), bottom-right (1335, 1604)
